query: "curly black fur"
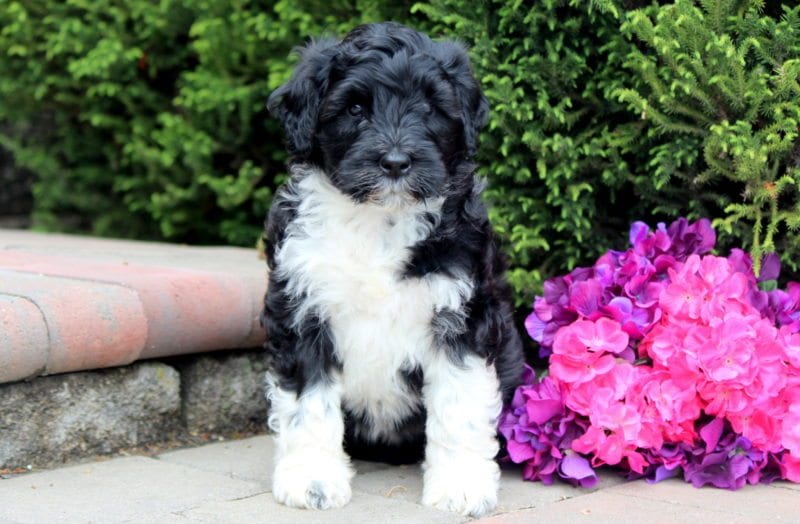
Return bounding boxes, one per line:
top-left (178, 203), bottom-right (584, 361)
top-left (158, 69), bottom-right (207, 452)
top-left (263, 22), bottom-right (523, 464)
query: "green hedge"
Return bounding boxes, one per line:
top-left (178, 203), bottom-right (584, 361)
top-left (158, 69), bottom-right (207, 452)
top-left (2, 1), bottom-right (799, 306)
top-left (0, 0), bottom-right (416, 245)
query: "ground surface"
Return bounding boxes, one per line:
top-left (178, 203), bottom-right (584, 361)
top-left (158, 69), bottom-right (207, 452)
top-left (2, 435), bottom-right (799, 523)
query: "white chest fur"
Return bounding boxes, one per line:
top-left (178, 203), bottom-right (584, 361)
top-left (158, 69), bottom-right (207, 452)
top-left (274, 168), bottom-right (473, 441)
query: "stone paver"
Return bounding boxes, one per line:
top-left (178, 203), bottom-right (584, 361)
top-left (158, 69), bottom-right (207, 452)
top-left (179, 492), bottom-right (461, 524)
top-left (0, 229), bottom-right (265, 276)
top-left (607, 478), bottom-right (800, 521)
top-left (0, 456), bottom-right (263, 523)
top-left (351, 462), bottom-right (425, 504)
top-left (493, 466), bottom-right (626, 514)
top-left (158, 435), bottom-right (273, 483)
top-left (480, 490), bottom-right (748, 524)
top-left (4, 435), bottom-right (796, 523)
top-left (0, 230), bottom-right (267, 383)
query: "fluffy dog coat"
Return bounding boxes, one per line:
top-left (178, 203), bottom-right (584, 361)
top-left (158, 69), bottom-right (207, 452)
top-left (262, 22), bottom-right (524, 517)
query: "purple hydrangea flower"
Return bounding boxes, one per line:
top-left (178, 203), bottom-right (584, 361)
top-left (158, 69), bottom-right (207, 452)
top-left (510, 217), bottom-right (799, 490)
top-left (629, 442), bottom-right (689, 483)
top-left (758, 252), bottom-right (781, 282)
top-left (498, 366), bottom-right (597, 487)
top-left (527, 218), bottom-right (714, 356)
top-left (767, 282), bottom-right (800, 333)
top-left (665, 217), bottom-right (716, 259)
top-left (682, 419), bottom-right (771, 490)
top-left (633, 418), bottom-right (783, 489)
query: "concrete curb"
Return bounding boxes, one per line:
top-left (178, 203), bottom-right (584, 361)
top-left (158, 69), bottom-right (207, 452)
top-left (0, 230), bottom-right (267, 383)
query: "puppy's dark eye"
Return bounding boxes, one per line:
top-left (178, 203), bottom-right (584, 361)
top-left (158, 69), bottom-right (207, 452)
top-left (348, 104), bottom-right (364, 117)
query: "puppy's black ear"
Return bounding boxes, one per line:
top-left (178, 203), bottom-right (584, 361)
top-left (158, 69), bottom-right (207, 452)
top-left (435, 41), bottom-right (490, 158)
top-left (268, 39), bottom-right (338, 157)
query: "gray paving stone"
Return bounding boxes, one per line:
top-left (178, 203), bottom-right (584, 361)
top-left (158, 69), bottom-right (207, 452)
top-left (157, 435), bottom-right (272, 485)
top-left (349, 458), bottom-right (632, 514)
top-left (178, 491), bottom-right (462, 523)
top-left (479, 490), bottom-right (750, 524)
top-left (494, 467), bottom-right (597, 513)
top-left (351, 462), bottom-right (424, 503)
top-left (772, 480), bottom-right (800, 492)
top-left (122, 514), bottom-right (191, 524)
top-left (352, 458), bottom-right (396, 474)
top-left (350, 459), bottom-right (628, 515)
top-left (0, 456), bottom-right (263, 523)
top-left (608, 478), bottom-right (800, 521)
top-left (5, 430), bottom-right (798, 523)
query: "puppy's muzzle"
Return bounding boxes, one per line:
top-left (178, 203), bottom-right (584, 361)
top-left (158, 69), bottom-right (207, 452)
top-left (380, 149), bottom-right (412, 178)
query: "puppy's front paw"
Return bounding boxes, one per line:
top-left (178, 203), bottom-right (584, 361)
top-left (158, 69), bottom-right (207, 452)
top-left (272, 452), bottom-right (354, 510)
top-left (422, 456), bottom-right (500, 518)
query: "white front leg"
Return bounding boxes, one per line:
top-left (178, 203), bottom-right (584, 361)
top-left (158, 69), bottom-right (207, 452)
top-left (267, 374), bottom-right (354, 509)
top-left (421, 353), bottom-right (502, 518)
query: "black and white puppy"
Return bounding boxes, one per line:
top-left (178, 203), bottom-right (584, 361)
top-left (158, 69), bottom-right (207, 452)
top-left (262, 22), bottom-right (523, 517)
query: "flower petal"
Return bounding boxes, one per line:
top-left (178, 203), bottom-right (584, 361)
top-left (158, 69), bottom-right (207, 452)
top-left (559, 454), bottom-right (598, 487)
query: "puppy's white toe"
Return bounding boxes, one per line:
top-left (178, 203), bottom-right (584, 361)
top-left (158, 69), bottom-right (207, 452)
top-left (272, 452), bottom-right (354, 510)
top-left (422, 456), bottom-right (500, 518)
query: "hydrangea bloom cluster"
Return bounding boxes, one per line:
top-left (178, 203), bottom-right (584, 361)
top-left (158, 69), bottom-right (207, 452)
top-left (500, 218), bottom-right (800, 489)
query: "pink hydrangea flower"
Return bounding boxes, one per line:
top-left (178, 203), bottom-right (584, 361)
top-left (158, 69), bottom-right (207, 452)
top-left (507, 217), bottom-right (800, 490)
top-left (549, 318), bottom-right (628, 385)
top-left (781, 454), bottom-right (800, 482)
top-left (781, 388), bottom-right (800, 456)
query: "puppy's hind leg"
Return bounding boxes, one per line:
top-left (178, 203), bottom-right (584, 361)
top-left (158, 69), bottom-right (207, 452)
top-left (421, 352), bottom-right (502, 518)
top-left (267, 374), bottom-right (353, 510)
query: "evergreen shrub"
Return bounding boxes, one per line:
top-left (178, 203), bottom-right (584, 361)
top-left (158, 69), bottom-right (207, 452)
top-left (617, 0), bottom-right (800, 277)
top-left (415, 0), bottom-right (800, 303)
top-left (0, 0), bottom-right (414, 244)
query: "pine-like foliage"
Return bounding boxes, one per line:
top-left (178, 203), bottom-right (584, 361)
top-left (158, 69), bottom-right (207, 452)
top-left (617, 0), bottom-right (800, 275)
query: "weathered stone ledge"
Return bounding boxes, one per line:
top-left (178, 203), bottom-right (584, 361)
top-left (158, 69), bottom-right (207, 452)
top-left (0, 349), bottom-right (268, 470)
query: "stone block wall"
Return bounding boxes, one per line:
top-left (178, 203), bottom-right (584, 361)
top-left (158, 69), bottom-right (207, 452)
top-left (0, 350), bottom-right (268, 470)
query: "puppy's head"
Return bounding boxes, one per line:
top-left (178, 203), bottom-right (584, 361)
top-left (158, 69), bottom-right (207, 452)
top-left (268, 22), bottom-right (489, 204)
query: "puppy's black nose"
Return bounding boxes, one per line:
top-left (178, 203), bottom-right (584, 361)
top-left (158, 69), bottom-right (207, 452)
top-left (379, 150), bottom-right (411, 177)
